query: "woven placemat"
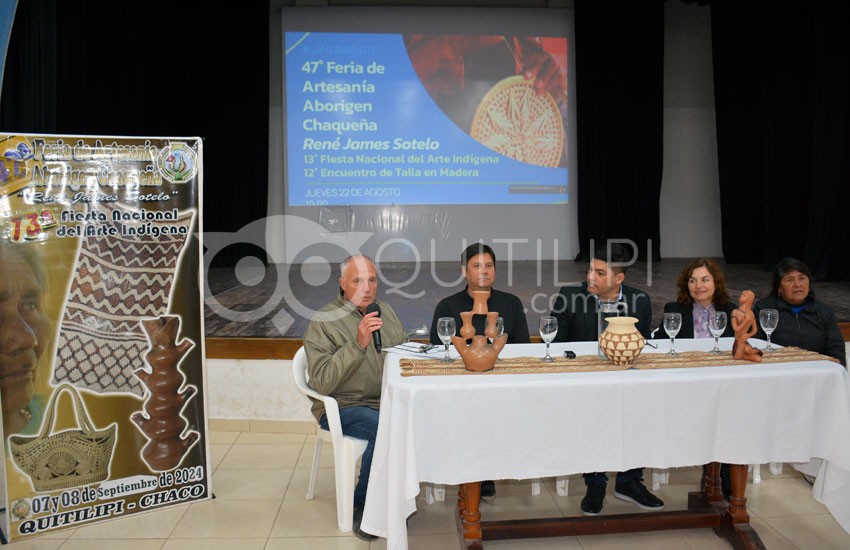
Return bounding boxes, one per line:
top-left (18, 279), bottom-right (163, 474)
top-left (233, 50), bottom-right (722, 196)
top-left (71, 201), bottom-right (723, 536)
top-left (399, 347), bottom-right (836, 376)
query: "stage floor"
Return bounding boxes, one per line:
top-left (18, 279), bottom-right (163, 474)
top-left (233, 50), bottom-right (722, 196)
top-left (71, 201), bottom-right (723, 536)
top-left (204, 259), bottom-right (850, 339)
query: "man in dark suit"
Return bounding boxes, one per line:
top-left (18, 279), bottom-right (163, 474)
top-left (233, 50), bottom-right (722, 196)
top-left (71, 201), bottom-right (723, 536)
top-left (550, 243), bottom-right (663, 516)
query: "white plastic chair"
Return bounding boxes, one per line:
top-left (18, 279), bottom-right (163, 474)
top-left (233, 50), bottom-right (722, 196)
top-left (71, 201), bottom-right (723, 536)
top-left (751, 462), bottom-right (784, 484)
top-left (424, 476), bottom-right (568, 503)
top-left (423, 484), bottom-right (446, 503)
top-left (292, 346), bottom-right (369, 533)
top-left (651, 469), bottom-right (669, 491)
top-left (532, 477), bottom-right (569, 496)
top-left (652, 462), bottom-right (784, 491)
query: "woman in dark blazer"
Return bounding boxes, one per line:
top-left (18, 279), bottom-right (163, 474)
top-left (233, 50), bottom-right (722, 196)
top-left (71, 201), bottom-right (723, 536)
top-left (658, 258), bottom-right (736, 339)
top-left (661, 258), bottom-right (736, 500)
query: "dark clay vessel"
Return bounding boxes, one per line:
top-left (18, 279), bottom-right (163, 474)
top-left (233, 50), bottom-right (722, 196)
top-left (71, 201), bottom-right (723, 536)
top-left (131, 316), bottom-right (199, 471)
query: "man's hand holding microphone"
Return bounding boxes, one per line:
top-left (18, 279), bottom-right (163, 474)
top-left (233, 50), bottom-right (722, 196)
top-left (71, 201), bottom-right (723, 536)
top-left (357, 303), bottom-right (383, 351)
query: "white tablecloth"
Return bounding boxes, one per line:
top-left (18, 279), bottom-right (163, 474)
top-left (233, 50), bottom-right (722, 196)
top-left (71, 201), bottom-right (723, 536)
top-left (360, 339), bottom-right (850, 550)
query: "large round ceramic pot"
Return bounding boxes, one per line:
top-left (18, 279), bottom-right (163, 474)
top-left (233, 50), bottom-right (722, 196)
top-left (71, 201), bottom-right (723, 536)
top-left (599, 316), bottom-right (645, 365)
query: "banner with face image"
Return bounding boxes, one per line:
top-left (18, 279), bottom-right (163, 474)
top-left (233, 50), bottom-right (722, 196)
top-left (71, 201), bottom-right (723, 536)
top-left (0, 133), bottom-right (208, 543)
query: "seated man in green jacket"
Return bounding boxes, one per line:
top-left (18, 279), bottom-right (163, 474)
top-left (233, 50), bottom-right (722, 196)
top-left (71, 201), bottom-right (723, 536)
top-left (304, 255), bottom-right (407, 540)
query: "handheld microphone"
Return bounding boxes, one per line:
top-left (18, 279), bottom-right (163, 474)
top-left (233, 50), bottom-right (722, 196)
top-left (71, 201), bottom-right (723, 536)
top-left (365, 302), bottom-right (382, 352)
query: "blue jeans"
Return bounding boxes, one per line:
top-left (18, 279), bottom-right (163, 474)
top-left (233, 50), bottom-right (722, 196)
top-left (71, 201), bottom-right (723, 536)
top-left (319, 405), bottom-right (379, 509)
top-left (584, 468), bottom-right (643, 486)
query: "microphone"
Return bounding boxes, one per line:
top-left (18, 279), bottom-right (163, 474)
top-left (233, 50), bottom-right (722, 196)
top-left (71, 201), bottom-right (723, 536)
top-left (365, 302), bottom-right (382, 352)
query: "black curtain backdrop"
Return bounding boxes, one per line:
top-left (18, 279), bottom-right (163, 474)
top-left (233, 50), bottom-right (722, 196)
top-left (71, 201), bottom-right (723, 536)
top-left (574, 0), bottom-right (664, 262)
top-left (1, 0), bottom-right (269, 267)
top-left (712, 2), bottom-right (850, 281)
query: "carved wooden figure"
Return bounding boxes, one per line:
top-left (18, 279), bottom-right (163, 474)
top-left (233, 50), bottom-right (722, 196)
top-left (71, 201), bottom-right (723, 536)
top-left (131, 316), bottom-right (199, 471)
top-left (731, 290), bottom-right (763, 363)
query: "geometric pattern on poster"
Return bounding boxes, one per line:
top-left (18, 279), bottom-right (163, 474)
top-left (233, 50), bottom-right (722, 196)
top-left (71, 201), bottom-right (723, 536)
top-left (52, 203), bottom-right (196, 395)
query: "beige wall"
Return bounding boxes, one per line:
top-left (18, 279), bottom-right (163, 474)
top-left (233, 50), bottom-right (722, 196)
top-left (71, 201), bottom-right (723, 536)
top-left (659, 1), bottom-right (721, 258)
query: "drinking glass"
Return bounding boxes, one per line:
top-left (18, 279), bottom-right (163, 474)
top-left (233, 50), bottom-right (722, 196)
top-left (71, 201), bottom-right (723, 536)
top-left (489, 317), bottom-right (504, 344)
top-left (708, 311), bottom-right (728, 354)
top-left (436, 317), bottom-right (456, 363)
top-left (663, 312), bottom-right (682, 356)
top-left (539, 316), bottom-right (558, 362)
top-left (759, 308), bottom-right (779, 352)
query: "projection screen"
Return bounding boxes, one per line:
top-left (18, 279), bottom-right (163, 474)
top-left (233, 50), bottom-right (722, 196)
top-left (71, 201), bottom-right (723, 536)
top-left (280, 6), bottom-right (577, 263)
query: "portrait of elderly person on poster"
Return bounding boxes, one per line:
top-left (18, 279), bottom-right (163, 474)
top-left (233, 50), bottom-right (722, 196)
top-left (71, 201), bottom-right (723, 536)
top-left (0, 239), bottom-right (53, 437)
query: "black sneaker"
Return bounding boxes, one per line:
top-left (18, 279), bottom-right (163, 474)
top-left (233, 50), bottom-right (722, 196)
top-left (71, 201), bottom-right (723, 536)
top-left (481, 480), bottom-right (496, 499)
top-left (614, 478), bottom-right (664, 511)
top-left (353, 505), bottom-right (378, 541)
top-left (580, 483), bottom-right (606, 516)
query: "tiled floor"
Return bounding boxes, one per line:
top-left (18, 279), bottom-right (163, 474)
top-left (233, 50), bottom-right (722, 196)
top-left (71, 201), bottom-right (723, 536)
top-left (9, 429), bottom-right (850, 549)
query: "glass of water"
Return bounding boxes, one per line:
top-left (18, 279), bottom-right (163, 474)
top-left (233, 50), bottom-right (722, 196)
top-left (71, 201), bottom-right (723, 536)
top-left (759, 309), bottom-right (779, 352)
top-left (708, 311), bottom-right (728, 354)
top-left (437, 317), bottom-right (456, 362)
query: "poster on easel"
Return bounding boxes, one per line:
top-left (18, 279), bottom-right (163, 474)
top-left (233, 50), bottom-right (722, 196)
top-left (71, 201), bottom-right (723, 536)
top-left (0, 134), bottom-right (208, 543)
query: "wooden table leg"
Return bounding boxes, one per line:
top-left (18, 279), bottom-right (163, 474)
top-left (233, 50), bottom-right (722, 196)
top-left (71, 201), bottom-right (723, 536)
top-left (705, 461), bottom-right (724, 502)
top-left (727, 464), bottom-right (750, 523)
top-left (457, 482), bottom-right (482, 548)
top-left (709, 464), bottom-right (765, 549)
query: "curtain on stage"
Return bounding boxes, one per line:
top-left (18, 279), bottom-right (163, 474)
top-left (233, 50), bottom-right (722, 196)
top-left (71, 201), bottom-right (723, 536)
top-left (712, 1), bottom-right (850, 281)
top-left (574, 0), bottom-right (664, 261)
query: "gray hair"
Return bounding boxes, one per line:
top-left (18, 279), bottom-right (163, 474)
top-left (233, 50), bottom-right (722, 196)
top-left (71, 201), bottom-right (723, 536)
top-left (339, 255), bottom-right (375, 278)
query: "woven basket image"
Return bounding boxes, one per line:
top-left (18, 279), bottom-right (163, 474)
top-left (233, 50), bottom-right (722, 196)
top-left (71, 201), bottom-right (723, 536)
top-left (10, 384), bottom-right (117, 492)
top-left (470, 75), bottom-right (564, 167)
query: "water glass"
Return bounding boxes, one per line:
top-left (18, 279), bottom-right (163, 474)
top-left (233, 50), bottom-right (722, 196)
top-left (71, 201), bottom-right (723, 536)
top-left (489, 317), bottom-right (504, 344)
top-left (663, 312), bottom-right (682, 356)
top-left (759, 309), bottom-right (779, 352)
top-left (539, 316), bottom-right (558, 362)
top-left (436, 317), bottom-right (456, 363)
top-left (708, 311), bottom-right (728, 354)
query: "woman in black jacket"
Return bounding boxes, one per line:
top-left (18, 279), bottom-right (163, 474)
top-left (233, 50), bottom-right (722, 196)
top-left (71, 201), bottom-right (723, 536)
top-left (659, 258), bottom-right (736, 339)
top-left (660, 258), bottom-right (736, 500)
top-left (754, 258), bottom-right (845, 366)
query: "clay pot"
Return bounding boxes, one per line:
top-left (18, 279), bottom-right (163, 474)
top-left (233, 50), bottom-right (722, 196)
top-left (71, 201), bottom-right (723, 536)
top-left (459, 312), bottom-right (476, 341)
top-left (470, 290), bottom-right (490, 314)
top-left (451, 289), bottom-right (506, 372)
top-left (599, 316), bottom-right (645, 365)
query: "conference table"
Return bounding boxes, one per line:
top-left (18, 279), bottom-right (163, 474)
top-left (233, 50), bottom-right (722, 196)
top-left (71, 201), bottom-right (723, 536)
top-left (360, 338), bottom-right (850, 550)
